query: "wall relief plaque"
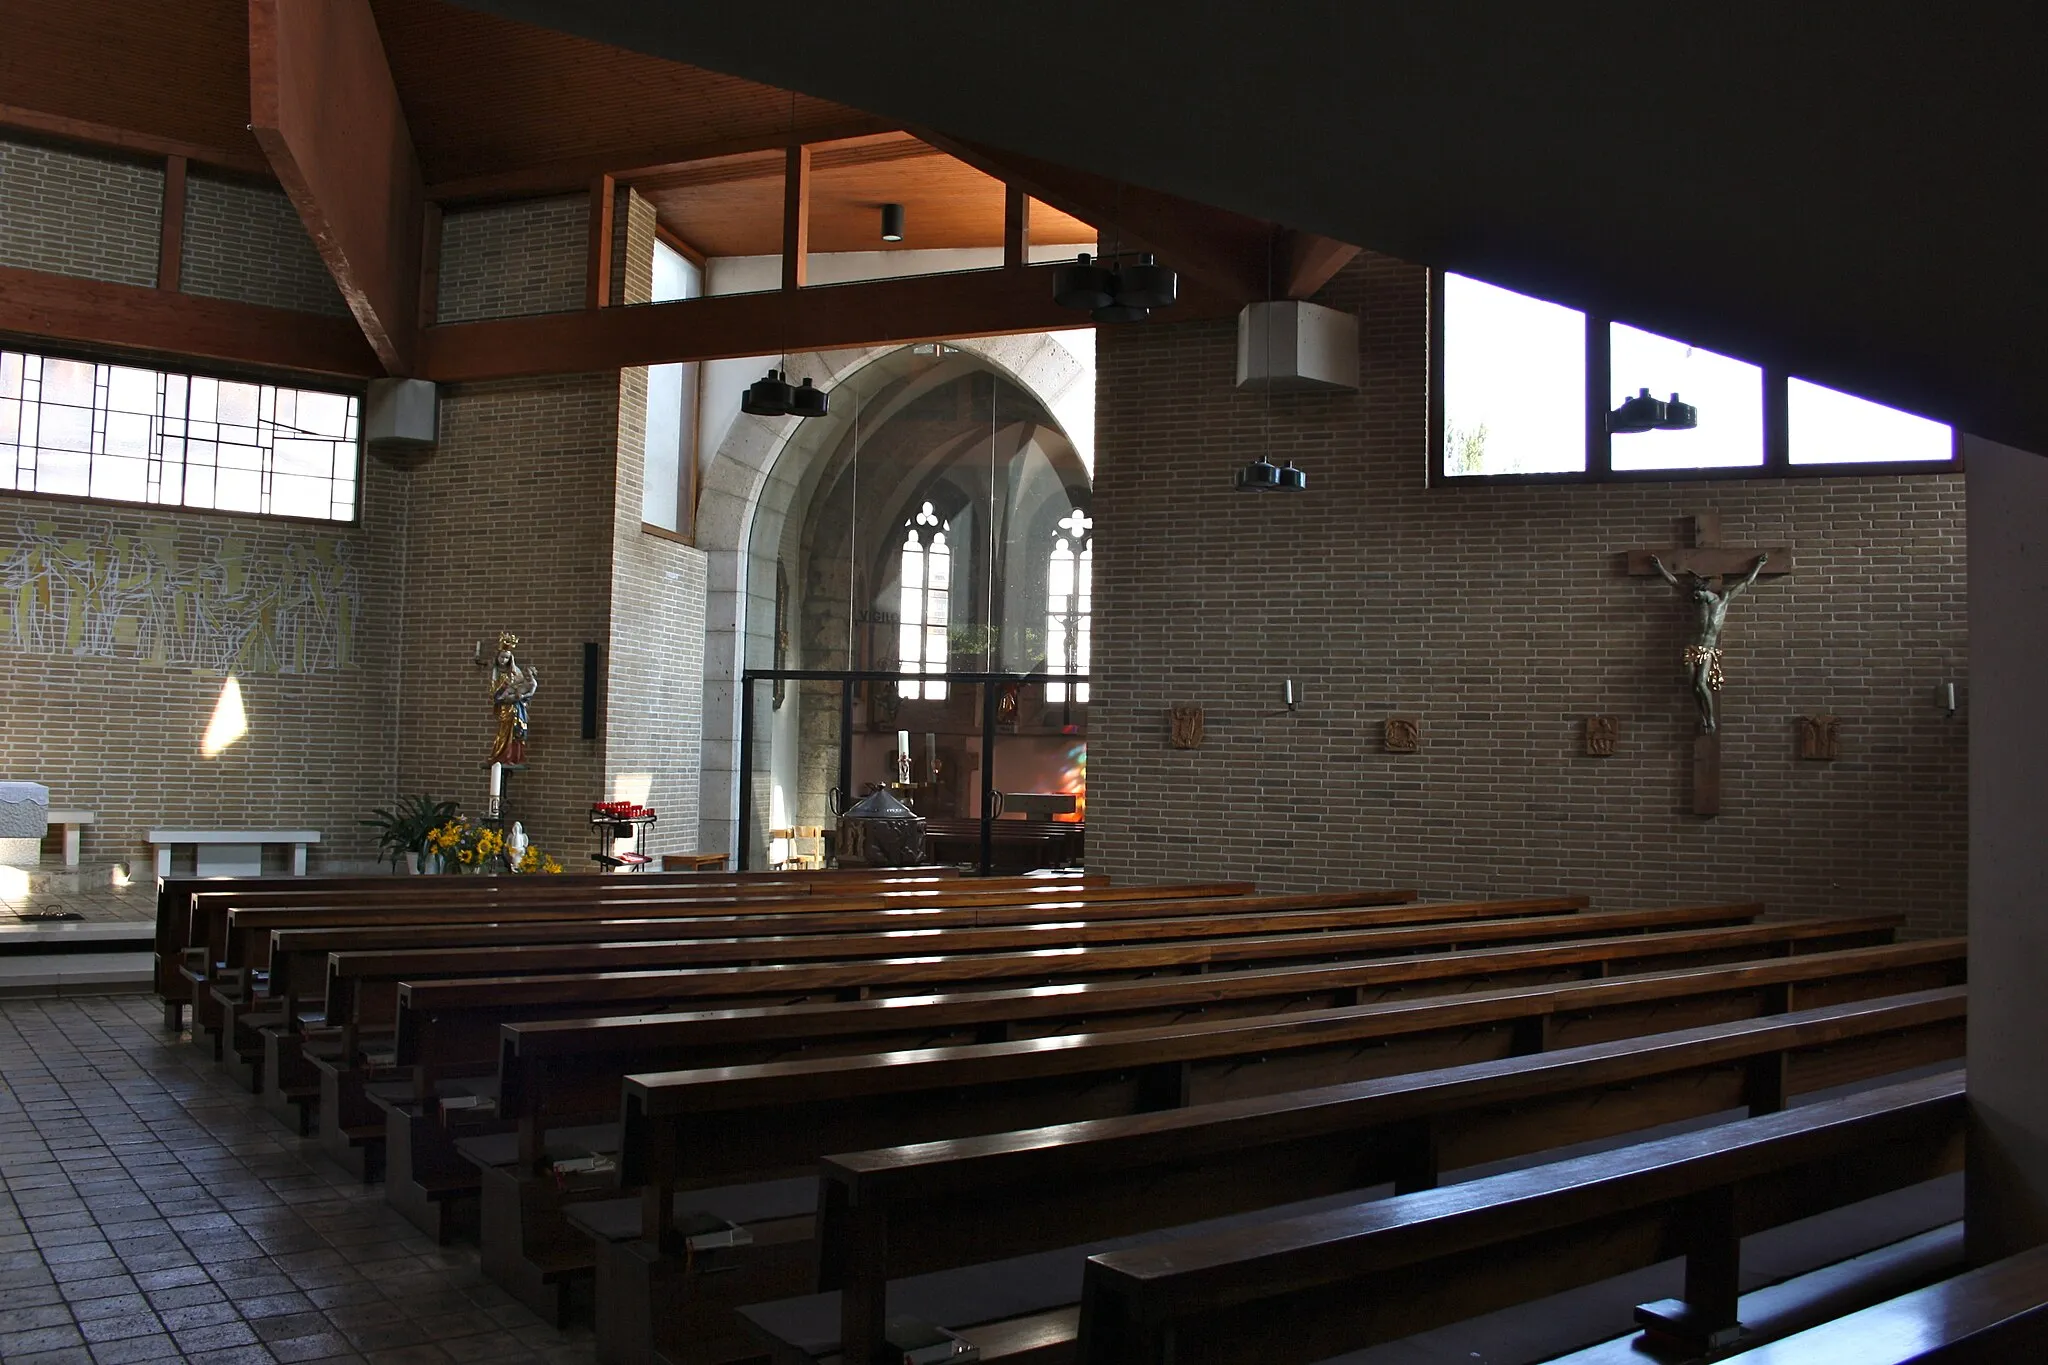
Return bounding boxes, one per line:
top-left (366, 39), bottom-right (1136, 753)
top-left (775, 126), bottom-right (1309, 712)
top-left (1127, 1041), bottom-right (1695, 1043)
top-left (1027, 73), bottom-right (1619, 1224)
top-left (1384, 716), bottom-right (1421, 753)
top-left (1799, 714), bottom-right (1840, 761)
top-left (1168, 704), bottom-right (1205, 750)
top-left (1585, 716), bottom-right (1618, 756)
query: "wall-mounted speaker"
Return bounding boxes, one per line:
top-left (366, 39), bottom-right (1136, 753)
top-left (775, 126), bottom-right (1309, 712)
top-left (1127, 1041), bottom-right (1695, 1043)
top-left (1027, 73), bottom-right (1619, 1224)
top-left (582, 643), bottom-right (601, 740)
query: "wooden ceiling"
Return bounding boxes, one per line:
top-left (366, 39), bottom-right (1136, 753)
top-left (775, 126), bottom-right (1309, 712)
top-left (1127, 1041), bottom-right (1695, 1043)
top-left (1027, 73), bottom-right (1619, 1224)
top-left (0, 0), bottom-right (259, 164)
top-left (0, 0), bottom-right (1088, 254)
top-left (642, 134), bottom-right (1094, 257)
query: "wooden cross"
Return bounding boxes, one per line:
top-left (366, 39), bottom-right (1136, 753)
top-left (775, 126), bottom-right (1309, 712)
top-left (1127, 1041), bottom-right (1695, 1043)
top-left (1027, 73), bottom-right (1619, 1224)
top-left (1624, 513), bottom-right (1794, 818)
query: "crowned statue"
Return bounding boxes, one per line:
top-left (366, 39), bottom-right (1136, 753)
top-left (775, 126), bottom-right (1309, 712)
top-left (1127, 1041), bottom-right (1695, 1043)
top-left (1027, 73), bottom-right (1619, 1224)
top-left (486, 632), bottom-right (539, 766)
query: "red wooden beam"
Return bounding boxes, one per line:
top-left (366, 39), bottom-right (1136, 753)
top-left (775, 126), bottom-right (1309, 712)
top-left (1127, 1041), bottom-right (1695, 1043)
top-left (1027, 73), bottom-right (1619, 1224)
top-left (587, 174), bottom-right (616, 310)
top-left (157, 156), bottom-right (188, 293)
top-left (414, 263), bottom-right (1249, 383)
top-left (0, 104), bottom-right (271, 179)
top-left (249, 0), bottom-right (425, 375)
top-left (783, 145), bottom-right (811, 291)
top-left (0, 264), bottom-right (382, 379)
top-left (1284, 232), bottom-right (1363, 299)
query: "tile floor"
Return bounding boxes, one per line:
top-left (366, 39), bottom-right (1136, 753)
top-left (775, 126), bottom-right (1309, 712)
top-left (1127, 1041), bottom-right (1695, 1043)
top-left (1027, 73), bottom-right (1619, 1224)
top-left (0, 994), bottom-right (596, 1365)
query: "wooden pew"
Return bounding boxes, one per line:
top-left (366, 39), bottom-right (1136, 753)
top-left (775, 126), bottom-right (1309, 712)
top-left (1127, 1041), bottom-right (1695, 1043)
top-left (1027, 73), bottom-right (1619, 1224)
top-left (236, 884), bottom-right (1381, 1028)
top-left (181, 872), bottom-right (1118, 1035)
top-left (213, 881), bottom-right (1284, 1081)
top-left (388, 915), bottom-right (1900, 1255)
top-left (579, 941), bottom-right (1962, 1352)
top-left (352, 900), bottom-right (1759, 1145)
top-left (307, 896), bottom-right (1575, 1176)
top-left (319, 895), bottom-right (1600, 1061)
top-left (1712, 1240), bottom-right (2048, 1363)
top-left (1070, 1070), bottom-right (1966, 1365)
top-left (745, 986), bottom-right (1964, 1365)
top-left (489, 914), bottom-right (1905, 1165)
top-left (155, 867), bottom-right (978, 1025)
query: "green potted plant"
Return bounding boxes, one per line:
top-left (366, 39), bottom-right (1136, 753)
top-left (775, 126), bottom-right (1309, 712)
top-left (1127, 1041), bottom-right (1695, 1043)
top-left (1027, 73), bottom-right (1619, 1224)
top-left (361, 795), bottom-right (460, 873)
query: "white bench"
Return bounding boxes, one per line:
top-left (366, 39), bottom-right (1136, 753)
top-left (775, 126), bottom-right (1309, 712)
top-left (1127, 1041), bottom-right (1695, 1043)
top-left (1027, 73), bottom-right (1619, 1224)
top-left (47, 810), bottom-right (94, 867)
top-left (147, 829), bottom-right (322, 878)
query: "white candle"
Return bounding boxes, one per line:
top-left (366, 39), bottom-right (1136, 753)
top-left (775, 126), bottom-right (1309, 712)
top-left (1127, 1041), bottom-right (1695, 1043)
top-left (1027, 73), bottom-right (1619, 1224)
top-left (896, 730), bottom-right (910, 777)
top-left (489, 762), bottom-right (503, 801)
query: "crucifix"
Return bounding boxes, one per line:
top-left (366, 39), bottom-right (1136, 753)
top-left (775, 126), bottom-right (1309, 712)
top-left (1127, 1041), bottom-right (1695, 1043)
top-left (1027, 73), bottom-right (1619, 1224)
top-left (1625, 513), bottom-right (1793, 816)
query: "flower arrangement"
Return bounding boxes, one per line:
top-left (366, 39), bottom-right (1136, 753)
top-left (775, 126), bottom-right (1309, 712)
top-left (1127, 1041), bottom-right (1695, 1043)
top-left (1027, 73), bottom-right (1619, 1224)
top-left (424, 816), bottom-right (563, 873)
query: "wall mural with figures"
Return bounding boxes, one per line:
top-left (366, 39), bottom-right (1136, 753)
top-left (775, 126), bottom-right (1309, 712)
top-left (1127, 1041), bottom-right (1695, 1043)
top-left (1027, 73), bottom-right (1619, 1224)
top-left (0, 517), bottom-right (361, 674)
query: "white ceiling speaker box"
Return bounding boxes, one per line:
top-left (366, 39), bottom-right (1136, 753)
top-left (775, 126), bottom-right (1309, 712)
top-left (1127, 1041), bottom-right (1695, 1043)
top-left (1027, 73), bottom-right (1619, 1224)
top-left (365, 378), bottom-right (439, 450)
top-left (1236, 300), bottom-right (1360, 391)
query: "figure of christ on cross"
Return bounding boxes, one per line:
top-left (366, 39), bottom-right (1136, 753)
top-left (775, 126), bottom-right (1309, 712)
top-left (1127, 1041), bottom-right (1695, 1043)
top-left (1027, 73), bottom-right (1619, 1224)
top-left (1651, 552), bottom-right (1769, 734)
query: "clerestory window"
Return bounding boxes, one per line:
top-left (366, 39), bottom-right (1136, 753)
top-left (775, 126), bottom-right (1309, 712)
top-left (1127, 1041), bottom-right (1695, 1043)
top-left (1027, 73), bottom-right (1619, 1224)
top-left (1432, 271), bottom-right (1957, 483)
top-left (0, 347), bottom-right (359, 522)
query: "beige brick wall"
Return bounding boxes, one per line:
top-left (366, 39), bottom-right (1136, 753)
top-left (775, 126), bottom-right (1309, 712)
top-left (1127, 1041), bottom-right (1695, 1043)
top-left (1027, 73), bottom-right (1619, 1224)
top-left (391, 374), bottom-right (621, 862)
top-left (1091, 253), bottom-right (1969, 936)
top-left (0, 459), bottom-right (404, 870)
top-left (437, 196), bottom-right (586, 323)
top-left (0, 139), bottom-right (161, 287)
top-left (181, 173), bottom-right (349, 317)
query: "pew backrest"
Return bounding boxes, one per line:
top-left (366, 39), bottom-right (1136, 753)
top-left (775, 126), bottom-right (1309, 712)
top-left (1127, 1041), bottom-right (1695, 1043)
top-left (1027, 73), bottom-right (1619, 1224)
top-left (803, 987), bottom-right (1965, 1365)
top-left (487, 914), bottom-right (1910, 1134)
top-left (1073, 1070), bottom-right (1967, 1365)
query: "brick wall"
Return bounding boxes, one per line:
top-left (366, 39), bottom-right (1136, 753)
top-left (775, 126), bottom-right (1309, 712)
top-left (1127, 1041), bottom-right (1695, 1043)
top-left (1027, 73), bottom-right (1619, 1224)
top-left (0, 460), bottom-right (404, 870)
top-left (181, 173), bottom-right (349, 317)
top-left (0, 140), bottom-right (161, 287)
top-left (437, 196), bottom-right (586, 323)
top-left (1091, 253), bottom-right (1969, 936)
top-left (391, 375), bottom-right (620, 861)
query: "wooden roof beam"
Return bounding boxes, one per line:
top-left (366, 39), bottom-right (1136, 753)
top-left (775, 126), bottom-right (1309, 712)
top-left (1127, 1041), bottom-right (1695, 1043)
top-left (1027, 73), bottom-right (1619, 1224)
top-left (0, 104), bottom-right (272, 179)
top-left (415, 262), bottom-right (1241, 384)
top-left (250, 0), bottom-right (425, 377)
top-left (0, 264), bottom-right (383, 380)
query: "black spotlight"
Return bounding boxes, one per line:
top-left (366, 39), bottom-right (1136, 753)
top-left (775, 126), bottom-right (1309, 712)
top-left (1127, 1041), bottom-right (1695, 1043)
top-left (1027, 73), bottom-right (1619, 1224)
top-left (1053, 253), bottom-right (1116, 310)
top-left (880, 202), bottom-right (905, 242)
top-left (1234, 456), bottom-right (1281, 491)
top-left (1607, 387), bottom-right (1666, 434)
top-left (741, 369), bottom-right (796, 417)
top-left (1273, 460), bottom-right (1307, 491)
top-left (788, 375), bottom-right (830, 418)
top-left (1657, 393), bottom-right (1697, 430)
top-left (1114, 253), bottom-right (1177, 309)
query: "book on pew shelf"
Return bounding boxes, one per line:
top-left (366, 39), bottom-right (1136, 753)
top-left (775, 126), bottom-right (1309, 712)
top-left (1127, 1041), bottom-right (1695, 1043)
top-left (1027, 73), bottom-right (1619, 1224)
top-left (676, 1210), bottom-right (752, 1252)
top-left (885, 1318), bottom-right (978, 1364)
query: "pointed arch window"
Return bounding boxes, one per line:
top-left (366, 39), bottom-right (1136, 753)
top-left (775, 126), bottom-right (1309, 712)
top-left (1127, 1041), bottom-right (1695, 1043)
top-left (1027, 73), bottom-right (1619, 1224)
top-left (898, 501), bottom-right (950, 700)
top-left (1047, 508), bottom-right (1092, 703)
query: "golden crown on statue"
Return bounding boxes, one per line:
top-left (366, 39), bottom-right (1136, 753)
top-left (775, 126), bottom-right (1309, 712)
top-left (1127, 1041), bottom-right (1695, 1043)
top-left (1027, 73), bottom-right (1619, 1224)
top-left (498, 631), bottom-right (520, 652)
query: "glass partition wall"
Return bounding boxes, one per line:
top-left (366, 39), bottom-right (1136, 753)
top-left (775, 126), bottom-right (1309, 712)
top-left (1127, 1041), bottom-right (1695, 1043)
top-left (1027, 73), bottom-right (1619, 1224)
top-left (739, 344), bottom-right (1092, 873)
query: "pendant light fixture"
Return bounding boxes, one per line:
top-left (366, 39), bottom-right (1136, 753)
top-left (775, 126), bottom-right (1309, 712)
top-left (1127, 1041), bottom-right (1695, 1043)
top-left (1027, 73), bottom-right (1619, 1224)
top-left (1234, 234), bottom-right (1306, 491)
top-left (880, 202), bottom-right (905, 242)
top-left (740, 92), bottom-right (831, 421)
top-left (1053, 253), bottom-right (1116, 310)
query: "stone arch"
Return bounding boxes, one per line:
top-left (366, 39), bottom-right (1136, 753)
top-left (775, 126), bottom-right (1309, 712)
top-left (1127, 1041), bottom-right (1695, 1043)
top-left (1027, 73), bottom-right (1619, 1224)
top-left (697, 331), bottom-right (1091, 856)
